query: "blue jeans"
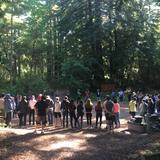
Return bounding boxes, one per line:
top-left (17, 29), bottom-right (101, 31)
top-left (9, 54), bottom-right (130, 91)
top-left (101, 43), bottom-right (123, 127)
top-left (114, 112), bottom-right (120, 127)
top-left (47, 109), bottom-right (53, 125)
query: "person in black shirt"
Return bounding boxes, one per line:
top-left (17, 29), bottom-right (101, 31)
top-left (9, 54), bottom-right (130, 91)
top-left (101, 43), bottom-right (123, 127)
top-left (61, 96), bottom-right (70, 128)
top-left (95, 100), bottom-right (103, 128)
top-left (34, 95), bottom-right (48, 134)
top-left (69, 99), bottom-right (77, 128)
top-left (17, 96), bottom-right (28, 127)
top-left (77, 100), bottom-right (84, 128)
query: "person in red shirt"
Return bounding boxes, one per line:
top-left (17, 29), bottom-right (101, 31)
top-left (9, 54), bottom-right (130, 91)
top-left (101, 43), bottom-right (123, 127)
top-left (113, 99), bottom-right (120, 128)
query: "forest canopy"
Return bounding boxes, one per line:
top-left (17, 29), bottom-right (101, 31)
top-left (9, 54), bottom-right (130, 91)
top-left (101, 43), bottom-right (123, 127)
top-left (0, 0), bottom-right (160, 94)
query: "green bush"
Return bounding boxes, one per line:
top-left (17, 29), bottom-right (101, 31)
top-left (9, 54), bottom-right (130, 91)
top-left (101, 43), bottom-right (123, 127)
top-left (60, 58), bottom-right (91, 93)
top-left (9, 76), bottom-right (49, 95)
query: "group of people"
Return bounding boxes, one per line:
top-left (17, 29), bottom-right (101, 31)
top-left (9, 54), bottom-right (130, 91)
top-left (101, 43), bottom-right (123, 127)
top-left (128, 92), bottom-right (160, 118)
top-left (1, 90), bottom-right (160, 134)
top-left (0, 93), bottom-right (121, 134)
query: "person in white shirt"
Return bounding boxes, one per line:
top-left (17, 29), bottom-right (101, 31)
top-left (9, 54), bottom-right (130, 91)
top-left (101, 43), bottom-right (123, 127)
top-left (54, 97), bottom-right (62, 127)
top-left (28, 95), bottom-right (37, 125)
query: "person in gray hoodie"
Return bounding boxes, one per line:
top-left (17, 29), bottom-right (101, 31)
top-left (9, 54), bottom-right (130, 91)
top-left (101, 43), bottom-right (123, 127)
top-left (4, 94), bottom-right (15, 127)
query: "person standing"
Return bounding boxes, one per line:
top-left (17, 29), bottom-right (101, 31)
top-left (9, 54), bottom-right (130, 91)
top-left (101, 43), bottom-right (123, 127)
top-left (17, 96), bottom-right (28, 127)
top-left (77, 100), bottom-right (84, 128)
top-left (156, 95), bottom-right (160, 113)
top-left (4, 94), bottom-right (15, 127)
top-left (61, 96), bottom-right (70, 128)
top-left (113, 99), bottom-right (120, 128)
top-left (69, 99), bottom-right (77, 128)
top-left (76, 89), bottom-right (81, 104)
top-left (95, 100), bottom-right (103, 128)
top-left (147, 98), bottom-right (155, 115)
top-left (28, 95), bottom-right (37, 125)
top-left (128, 97), bottom-right (137, 118)
top-left (34, 95), bottom-right (48, 134)
top-left (0, 94), bottom-right (5, 125)
top-left (84, 89), bottom-right (90, 102)
top-left (96, 89), bottom-right (101, 100)
top-left (103, 96), bottom-right (114, 133)
top-left (139, 99), bottom-right (148, 116)
top-left (46, 95), bottom-right (54, 126)
top-left (118, 90), bottom-right (124, 102)
top-left (54, 97), bottom-right (62, 127)
top-left (85, 98), bottom-right (93, 128)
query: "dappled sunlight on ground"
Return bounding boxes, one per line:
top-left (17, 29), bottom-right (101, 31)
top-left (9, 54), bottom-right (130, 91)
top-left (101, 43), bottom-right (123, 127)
top-left (0, 127), bottom-right (34, 135)
top-left (2, 103), bottom-right (148, 160)
top-left (39, 139), bottom-right (87, 151)
top-left (83, 133), bottom-right (97, 138)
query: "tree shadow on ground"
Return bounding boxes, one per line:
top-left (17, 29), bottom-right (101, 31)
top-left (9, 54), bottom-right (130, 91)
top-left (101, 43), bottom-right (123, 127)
top-left (0, 127), bottom-right (160, 160)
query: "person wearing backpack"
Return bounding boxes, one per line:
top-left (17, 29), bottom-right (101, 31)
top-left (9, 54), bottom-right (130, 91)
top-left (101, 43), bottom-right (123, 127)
top-left (104, 96), bottom-right (114, 133)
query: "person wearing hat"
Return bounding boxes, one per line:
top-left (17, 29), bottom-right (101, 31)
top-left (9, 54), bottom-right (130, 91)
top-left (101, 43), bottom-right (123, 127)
top-left (61, 96), bottom-right (70, 128)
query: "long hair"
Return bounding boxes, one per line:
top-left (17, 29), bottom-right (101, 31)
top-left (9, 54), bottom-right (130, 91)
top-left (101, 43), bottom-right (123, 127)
top-left (96, 100), bottom-right (102, 107)
top-left (85, 98), bottom-right (93, 108)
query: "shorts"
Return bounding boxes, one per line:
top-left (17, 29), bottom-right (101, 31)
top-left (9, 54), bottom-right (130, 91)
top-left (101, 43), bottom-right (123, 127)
top-left (54, 112), bottom-right (61, 118)
top-left (36, 116), bottom-right (47, 125)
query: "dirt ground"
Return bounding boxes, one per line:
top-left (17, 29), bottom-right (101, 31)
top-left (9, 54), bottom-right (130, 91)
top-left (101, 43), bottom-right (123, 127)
top-left (0, 103), bottom-right (160, 160)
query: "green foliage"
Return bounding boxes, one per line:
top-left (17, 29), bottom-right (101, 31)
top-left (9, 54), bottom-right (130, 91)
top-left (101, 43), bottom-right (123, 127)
top-left (0, 0), bottom-right (160, 94)
top-left (60, 58), bottom-right (90, 92)
top-left (9, 75), bottom-right (49, 95)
